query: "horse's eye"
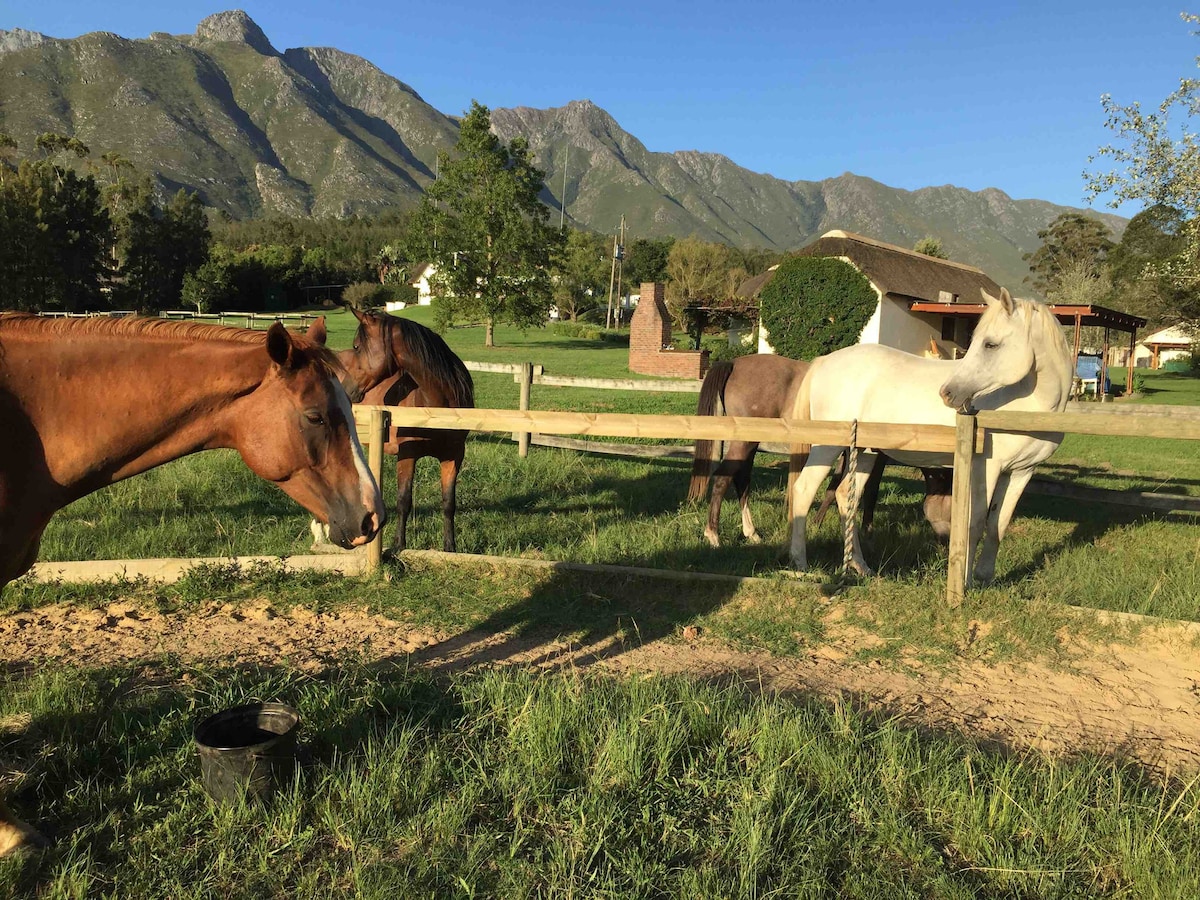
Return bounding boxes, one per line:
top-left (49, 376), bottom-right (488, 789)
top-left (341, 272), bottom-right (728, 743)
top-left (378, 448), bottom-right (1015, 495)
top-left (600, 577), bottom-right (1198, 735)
top-left (305, 411), bottom-right (326, 427)
top-left (983, 340), bottom-right (1000, 351)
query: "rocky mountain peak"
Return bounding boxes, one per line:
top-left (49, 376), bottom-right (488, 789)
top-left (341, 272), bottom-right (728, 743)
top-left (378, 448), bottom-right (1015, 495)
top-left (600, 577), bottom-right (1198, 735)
top-left (195, 10), bottom-right (276, 55)
top-left (0, 27), bottom-right (49, 55)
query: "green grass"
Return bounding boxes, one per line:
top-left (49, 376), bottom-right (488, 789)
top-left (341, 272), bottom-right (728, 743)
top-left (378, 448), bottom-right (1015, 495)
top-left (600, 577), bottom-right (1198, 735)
top-left (3, 662), bottom-right (1199, 898)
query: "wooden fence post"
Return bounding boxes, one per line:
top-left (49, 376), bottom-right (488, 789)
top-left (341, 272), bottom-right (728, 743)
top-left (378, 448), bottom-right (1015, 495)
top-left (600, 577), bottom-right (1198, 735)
top-left (516, 361), bottom-right (533, 458)
top-left (946, 413), bottom-right (977, 605)
top-left (365, 406), bottom-right (389, 572)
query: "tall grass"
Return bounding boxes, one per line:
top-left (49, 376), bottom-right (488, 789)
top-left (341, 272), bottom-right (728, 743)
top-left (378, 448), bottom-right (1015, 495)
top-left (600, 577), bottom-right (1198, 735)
top-left (2, 663), bottom-right (1198, 898)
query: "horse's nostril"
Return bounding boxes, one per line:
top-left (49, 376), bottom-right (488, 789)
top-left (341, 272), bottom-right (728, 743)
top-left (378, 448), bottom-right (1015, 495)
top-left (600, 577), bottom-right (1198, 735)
top-left (362, 511), bottom-right (377, 539)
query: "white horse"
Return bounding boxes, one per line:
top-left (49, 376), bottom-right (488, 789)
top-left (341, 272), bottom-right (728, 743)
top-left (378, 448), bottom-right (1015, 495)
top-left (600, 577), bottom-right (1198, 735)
top-left (788, 287), bottom-right (1072, 583)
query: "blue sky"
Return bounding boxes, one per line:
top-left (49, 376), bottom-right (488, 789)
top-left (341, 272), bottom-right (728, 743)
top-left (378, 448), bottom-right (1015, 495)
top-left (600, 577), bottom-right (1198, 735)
top-left (2, 1), bottom-right (1194, 216)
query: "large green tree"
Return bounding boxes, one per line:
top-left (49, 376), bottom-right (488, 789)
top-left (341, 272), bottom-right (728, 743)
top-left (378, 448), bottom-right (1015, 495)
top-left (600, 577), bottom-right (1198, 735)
top-left (664, 236), bottom-right (733, 328)
top-left (406, 101), bottom-right (563, 346)
top-left (116, 187), bottom-right (210, 313)
top-left (1022, 212), bottom-right (1114, 296)
top-left (1085, 12), bottom-right (1200, 324)
top-left (1105, 205), bottom-right (1197, 325)
top-left (551, 229), bottom-right (609, 321)
top-left (0, 154), bottom-right (110, 312)
top-left (623, 236), bottom-right (674, 288)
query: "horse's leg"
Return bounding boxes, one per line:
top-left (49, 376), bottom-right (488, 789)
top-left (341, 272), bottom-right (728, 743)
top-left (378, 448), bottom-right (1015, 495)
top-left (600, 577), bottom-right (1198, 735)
top-left (834, 451), bottom-right (879, 575)
top-left (391, 454), bottom-right (417, 554)
top-left (733, 444), bottom-right (761, 543)
top-left (788, 445), bottom-right (843, 570)
top-left (974, 467), bottom-right (1034, 584)
top-left (704, 450), bottom-right (745, 547)
top-left (966, 457), bottom-right (1000, 587)
top-left (859, 455), bottom-right (886, 535)
top-left (438, 449), bottom-right (463, 553)
top-left (812, 452), bottom-right (845, 529)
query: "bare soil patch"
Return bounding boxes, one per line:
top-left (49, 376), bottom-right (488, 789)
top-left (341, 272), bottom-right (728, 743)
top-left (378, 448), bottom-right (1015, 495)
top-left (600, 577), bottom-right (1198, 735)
top-left (2, 599), bottom-right (1198, 775)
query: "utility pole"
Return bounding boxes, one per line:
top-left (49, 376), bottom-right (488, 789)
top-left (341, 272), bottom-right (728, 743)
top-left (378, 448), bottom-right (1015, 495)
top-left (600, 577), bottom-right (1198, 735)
top-left (605, 215), bottom-right (625, 330)
top-left (558, 146), bottom-right (569, 232)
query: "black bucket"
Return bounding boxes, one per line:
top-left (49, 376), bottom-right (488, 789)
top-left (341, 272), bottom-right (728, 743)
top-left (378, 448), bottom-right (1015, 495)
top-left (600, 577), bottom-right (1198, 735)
top-left (194, 702), bottom-right (300, 804)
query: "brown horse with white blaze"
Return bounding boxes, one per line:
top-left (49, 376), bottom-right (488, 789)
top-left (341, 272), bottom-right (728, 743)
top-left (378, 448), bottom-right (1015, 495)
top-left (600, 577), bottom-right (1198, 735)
top-left (0, 312), bottom-right (384, 855)
top-left (335, 308), bottom-right (475, 554)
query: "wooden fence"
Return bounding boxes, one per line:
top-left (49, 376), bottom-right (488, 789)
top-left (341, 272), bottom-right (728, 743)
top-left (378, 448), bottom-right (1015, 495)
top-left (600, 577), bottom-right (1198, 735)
top-left (354, 403), bottom-right (1200, 604)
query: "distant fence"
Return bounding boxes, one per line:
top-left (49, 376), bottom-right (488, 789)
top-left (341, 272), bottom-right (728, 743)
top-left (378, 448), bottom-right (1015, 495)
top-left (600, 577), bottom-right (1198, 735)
top-left (159, 310), bottom-right (321, 329)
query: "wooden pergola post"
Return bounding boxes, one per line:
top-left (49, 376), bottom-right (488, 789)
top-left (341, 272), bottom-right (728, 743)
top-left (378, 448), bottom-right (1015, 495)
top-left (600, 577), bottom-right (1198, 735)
top-left (1127, 330), bottom-right (1137, 394)
top-left (1071, 313), bottom-right (1082, 394)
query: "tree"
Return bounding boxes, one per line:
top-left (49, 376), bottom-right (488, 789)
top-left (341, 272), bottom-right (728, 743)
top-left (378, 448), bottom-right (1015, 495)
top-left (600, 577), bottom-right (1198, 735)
top-left (913, 236), bottom-right (948, 259)
top-left (551, 229), bottom-right (609, 320)
top-left (664, 236), bottom-right (733, 328)
top-left (1106, 205), bottom-right (1199, 324)
top-left (117, 188), bottom-right (210, 313)
top-left (0, 158), bottom-right (110, 311)
top-left (623, 236), bottom-right (674, 288)
top-left (1023, 212), bottom-right (1114, 296)
top-left (1085, 12), bottom-right (1200, 323)
top-left (406, 101), bottom-right (563, 346)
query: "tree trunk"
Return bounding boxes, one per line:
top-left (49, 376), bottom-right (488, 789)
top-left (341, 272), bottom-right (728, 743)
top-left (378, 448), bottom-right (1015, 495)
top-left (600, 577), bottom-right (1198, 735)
top-left (485, 318), bottom-right (494, 347)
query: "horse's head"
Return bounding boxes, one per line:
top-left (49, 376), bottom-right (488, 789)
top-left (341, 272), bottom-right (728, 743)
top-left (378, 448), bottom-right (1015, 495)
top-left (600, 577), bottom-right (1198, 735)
top-left (236, 320), bottom-right (384, 548)
top-left (339, 307), bottom-right (397, 403)
top-left (939, 288), bottom-right (1040, 414)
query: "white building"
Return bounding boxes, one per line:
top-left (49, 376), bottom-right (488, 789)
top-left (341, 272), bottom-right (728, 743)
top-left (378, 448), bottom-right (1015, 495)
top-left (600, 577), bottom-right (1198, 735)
top-left (743, 230), bottom-right (1003, 358)
top-left (1133, 325), bottom-right (1195, 369)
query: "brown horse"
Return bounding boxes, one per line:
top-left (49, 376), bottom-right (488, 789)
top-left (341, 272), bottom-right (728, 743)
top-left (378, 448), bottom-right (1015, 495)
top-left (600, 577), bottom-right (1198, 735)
top-left (335, 308), bottom-right (475, 554)
top-left (688, 354), bottom-right (952, 547)
top-left (0, 312), bottom-right (384, 855)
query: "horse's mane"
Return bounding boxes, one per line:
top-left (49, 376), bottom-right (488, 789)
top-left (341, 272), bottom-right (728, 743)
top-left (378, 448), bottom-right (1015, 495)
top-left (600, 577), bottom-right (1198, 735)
top-left (0, 313), bottom-right (342, 376)
top-left (1017, 297), bottom-right (1073, 375)
top-left (372, 313), bottom-right (475, 408)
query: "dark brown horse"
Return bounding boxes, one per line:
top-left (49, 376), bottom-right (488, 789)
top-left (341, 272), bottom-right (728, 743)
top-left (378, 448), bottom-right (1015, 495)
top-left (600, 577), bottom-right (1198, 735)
top-left (335, 308), bottom-right (475, 554)
top-left (0, 312), bottom-right (384, 855)
top-left (689, 355), bottom-right (952, 547)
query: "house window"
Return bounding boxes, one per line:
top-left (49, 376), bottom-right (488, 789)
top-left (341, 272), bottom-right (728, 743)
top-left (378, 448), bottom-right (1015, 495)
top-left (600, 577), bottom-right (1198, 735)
top-left (940, 317), bottom-right (956, 342)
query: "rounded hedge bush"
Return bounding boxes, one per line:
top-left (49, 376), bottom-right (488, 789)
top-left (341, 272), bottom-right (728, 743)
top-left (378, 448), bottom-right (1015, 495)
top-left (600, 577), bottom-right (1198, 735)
top-left (758, 256), bottom-right (878, 360)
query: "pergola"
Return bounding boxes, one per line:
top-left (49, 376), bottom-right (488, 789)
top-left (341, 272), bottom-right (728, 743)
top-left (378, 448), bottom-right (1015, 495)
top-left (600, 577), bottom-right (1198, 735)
top-left (909, 301), bottom-right (1147, 395)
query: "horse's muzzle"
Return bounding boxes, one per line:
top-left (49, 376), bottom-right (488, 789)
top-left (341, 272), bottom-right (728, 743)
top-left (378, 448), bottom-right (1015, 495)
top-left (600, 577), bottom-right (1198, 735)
top-left (340, 376), bottom-right (366, 404)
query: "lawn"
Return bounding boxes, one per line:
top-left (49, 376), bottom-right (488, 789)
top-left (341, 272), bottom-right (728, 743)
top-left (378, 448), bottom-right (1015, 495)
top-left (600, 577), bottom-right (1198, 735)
top-left (2, 662), bottom-right (1198, 899)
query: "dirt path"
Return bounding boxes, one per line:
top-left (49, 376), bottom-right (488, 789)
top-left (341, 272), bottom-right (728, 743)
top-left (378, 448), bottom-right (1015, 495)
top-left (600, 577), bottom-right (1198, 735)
top-left (2, 599), bottom-right (1198, 775)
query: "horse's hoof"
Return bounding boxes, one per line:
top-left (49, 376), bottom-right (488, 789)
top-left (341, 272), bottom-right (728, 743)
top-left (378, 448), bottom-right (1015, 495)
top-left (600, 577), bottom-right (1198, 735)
top-left (703, 532), bottom-right (720, 549)
top-left (745, 532), bottom-right (762, 545)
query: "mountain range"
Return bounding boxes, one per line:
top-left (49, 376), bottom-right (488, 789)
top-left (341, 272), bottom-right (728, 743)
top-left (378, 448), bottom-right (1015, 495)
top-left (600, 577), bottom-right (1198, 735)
top-left (0, 10), bottom-right (1125, 292)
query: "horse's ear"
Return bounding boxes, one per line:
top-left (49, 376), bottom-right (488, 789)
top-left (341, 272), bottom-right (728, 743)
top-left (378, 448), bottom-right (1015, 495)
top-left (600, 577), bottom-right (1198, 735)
top-left (998, 287), bottom-right (1015, 314)
top-left (351, 307), bottom-right (367, 324)
top-left (266, 322), bottom-right (296, 368)
top-left (981, 288), bottom-right (1015, 314)
top-left (306, 316), bottom-right (328, 346)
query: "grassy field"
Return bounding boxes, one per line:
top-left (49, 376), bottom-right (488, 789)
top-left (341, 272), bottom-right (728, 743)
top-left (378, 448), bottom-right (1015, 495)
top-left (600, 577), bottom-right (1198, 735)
top-left (32, 308), bottom-right (1200, 624)
top-left (2, 662), bottom-right (1199, 898)
top-left (5, 309), bottom-right (1200, 896)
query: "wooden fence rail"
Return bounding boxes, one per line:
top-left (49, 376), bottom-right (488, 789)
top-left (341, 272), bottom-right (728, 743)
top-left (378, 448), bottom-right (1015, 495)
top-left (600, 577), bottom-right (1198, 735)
top-left (354, 402), bottom-right (1200, 607)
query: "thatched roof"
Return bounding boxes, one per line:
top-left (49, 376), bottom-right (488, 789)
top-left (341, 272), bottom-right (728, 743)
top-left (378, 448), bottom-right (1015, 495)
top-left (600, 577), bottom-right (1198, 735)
top-left (736, 230), bottom-right (1003, 304)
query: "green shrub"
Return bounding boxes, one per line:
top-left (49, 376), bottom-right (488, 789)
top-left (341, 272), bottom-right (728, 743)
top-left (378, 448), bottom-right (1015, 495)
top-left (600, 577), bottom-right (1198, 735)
top-left (547, 321), bottom-right (629, 345)
top-left (341, 281), bottom-right (394, 310)
top-left (701, 333), bottom-right (755, 363)
top-left (758, 257), bottom-right (877, 360)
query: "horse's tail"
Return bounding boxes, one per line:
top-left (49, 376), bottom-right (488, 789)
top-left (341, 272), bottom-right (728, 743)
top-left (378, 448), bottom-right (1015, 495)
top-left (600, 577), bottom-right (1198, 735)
top-left (688, 360), bottom-right (735, 501)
